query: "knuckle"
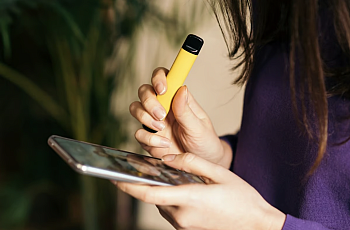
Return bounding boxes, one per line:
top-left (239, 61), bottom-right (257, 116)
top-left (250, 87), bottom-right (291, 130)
top-left (183, 152), bottom-right (196, 165)
top-left (142, 96), bottom-right (152, 108)
top-left (180, 153), bottom-right (196, 172)
top-left (129, 101), bottom-right (138, 114)
top-left (136, 135), bottom-right (153, 153)
top-left (152, 67), bottom-right (169, 84)
top-left (134, 129), bottom-right (142, 141)
top-left (147, 133), bottom-right (154, 146)
top-left (141, 188), bottom-right (154, 203)
top-left (139, 110), bottom-right (148, 122)
top-left (138, 84), bottom-right (150, 97)
top-left (152, 67), bottom-right (165, 78)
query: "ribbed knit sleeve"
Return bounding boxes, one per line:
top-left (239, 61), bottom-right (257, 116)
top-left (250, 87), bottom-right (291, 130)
top-left (282, 215), bottom-right (331, 230)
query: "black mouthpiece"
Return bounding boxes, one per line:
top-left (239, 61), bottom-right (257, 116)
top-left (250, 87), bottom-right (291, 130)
top-left (181, 34), bottom-right (204, 55)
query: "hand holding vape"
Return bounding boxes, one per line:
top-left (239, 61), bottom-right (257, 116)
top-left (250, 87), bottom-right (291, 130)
top-left (143, 34), bottom-right (204, 133)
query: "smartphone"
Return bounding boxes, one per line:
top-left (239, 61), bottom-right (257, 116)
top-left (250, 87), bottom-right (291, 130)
top-left (48, 135), bottom-right (204, 186)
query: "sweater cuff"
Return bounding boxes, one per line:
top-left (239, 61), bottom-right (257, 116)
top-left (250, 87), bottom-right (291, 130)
top-left (282, 215), bottom-right (330, 230)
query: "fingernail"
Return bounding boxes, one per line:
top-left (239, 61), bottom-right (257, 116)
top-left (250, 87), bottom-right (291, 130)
top-left (152, 120), bottom-right (165, 131)
top-left (160, 138), bottom-right (171, 147)
top-left (153, 106), bottom-right (166, 121)
top-left (155, 83), bottom-right (166, 95)
top-left (162, 154), bottom-right (176, 162)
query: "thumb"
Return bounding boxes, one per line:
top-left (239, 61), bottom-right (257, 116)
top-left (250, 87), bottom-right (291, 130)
top-left (172, 86), bottom-right (206, 131)
top-left (162, 153), bottom-right (231, 184)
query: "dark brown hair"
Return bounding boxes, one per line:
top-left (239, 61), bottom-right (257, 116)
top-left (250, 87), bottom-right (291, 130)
top-left (211, 0), bottom-right (350, 174)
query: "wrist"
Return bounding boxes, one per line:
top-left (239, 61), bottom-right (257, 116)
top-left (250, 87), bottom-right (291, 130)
top-left (261, 205), bottom-right (286, 230)
top-left (215, 139), bottom-right (233, 169)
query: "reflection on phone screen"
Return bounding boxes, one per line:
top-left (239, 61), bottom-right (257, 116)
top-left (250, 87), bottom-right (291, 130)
top-left (55, 137), bottom-right (203, 185)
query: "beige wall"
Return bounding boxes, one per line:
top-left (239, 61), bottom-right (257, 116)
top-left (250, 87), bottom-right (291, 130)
top-left (116, 1), bottom-right (244, 229)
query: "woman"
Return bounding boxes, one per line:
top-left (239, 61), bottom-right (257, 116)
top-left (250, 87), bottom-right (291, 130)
top-left (117, 0), bottom-right (350, 229)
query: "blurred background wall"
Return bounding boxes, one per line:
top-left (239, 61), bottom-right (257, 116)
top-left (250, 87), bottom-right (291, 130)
top-left (0, 0), bottom-right (243, 229)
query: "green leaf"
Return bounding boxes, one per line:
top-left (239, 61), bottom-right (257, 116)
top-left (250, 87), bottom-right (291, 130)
top-left (0, 63), bottom-right (69, 130)
top-left (0, 187), bottom-right (31, 228)
top-left (47, 1), bottom-right (86, 43)
top-left (0, 17), bottom-right (12, 59)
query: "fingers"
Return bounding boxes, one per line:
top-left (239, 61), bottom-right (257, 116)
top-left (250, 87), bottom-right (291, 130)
top-left (162, 153), bottom-right (231, 184)
top-left (171, 86), bottom-right (210, 132)
top-left (152, 67), bottom-right (169, 95)
top-left (135, 129), bottom-right (171, 148)
top-left (117, 182), bottom-right (193, 206)
top-left (131, 67), bottom-right (210, 135)
top-left (139, 142), bottom-right (171, 159)
top-left (138, 84), bottom-right (167, 121)
top-left (129, 100), bottom-right (165, 132)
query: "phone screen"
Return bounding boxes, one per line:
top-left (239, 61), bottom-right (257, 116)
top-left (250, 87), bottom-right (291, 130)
top-left (51, 136), bottom-right (203, 185)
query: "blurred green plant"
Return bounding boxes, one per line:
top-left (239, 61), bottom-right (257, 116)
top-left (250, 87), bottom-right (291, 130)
top-left (0, 0), bottom-right (209, 229)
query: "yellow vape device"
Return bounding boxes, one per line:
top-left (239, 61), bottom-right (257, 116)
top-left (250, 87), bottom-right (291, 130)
top-left (143, 34), bottom-right (204, 133)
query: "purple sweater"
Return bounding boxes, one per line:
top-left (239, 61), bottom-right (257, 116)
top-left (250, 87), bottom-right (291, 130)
top-left (221, 37), bottom-right (350, 230)
top-left (221, 2), bottom-right (350, 228)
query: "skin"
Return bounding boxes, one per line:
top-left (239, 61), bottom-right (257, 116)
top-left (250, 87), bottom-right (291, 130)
top-left (122, 67), bottom-right (286, 229)
top-left (129, 67), bottom-right (232, 169)
top-left (117, 153), bottom-right (286, 230)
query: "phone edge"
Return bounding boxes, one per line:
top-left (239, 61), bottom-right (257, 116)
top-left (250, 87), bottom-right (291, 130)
top-left (48, 135), bottom-right (173, 186)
